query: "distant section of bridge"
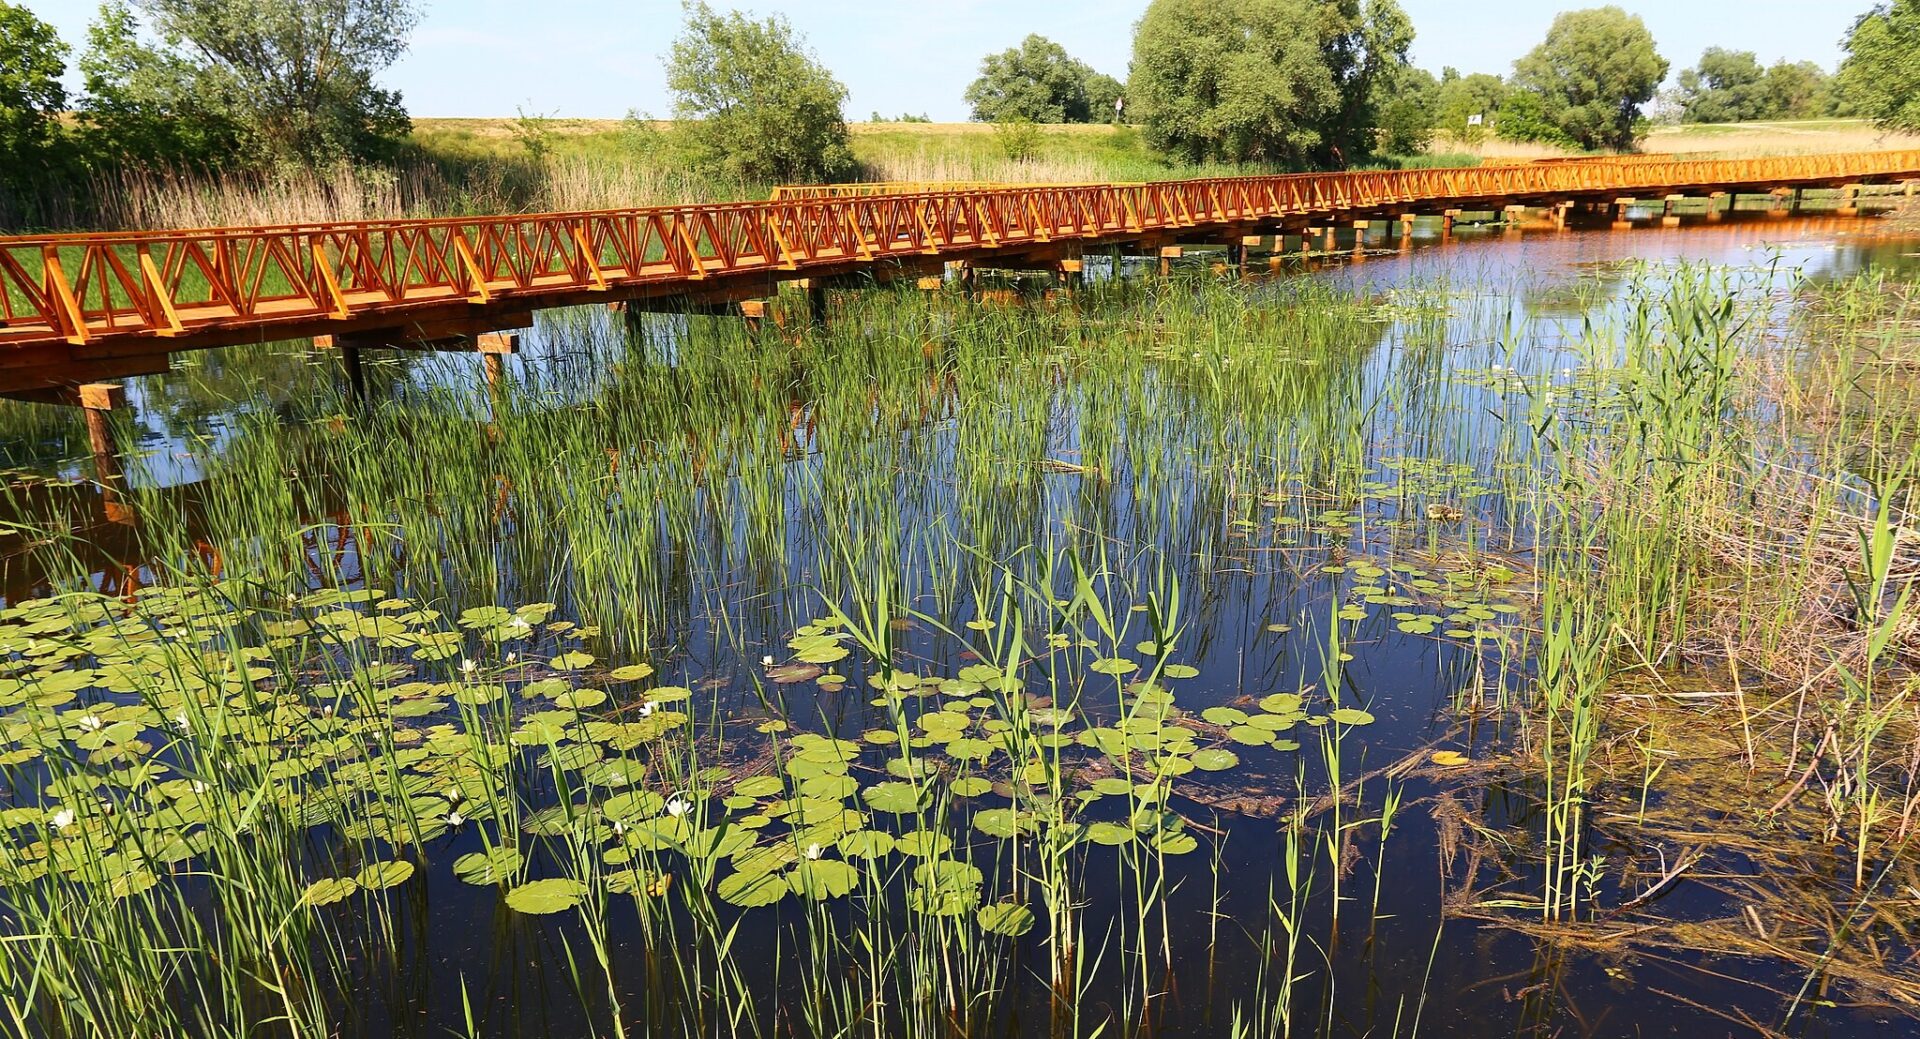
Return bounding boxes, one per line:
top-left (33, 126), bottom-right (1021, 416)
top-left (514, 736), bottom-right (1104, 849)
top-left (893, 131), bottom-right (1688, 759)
top-left (3, 150), bottom-right (1918, 400)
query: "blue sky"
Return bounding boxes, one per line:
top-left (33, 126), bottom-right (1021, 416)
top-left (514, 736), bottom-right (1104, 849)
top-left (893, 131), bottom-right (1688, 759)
top-left (22, 1), bottom-right (1869, 121)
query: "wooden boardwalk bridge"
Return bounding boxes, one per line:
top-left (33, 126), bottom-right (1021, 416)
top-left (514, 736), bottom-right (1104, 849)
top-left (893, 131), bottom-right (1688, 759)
top-left (3, 150), bottom-right (1919, 403)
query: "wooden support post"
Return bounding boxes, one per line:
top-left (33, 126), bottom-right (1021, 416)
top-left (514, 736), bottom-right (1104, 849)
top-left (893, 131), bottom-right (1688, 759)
top-left (1057, 257), bottom-right (1085, 291)
top-left (738, 298), bottom-right (769, 335)
top-left (1157, 245), bottom-right (1182, 276)
top-left (478, 332), bottom-right (517, 396)
top-left (340, 343), bottom-right (367, 404)
top-left (1706, 191), bottom-right (1727, 221)
top-left (1503, 205), bottom-right (1526, 235)
top-left (79, 383), bottom-right (126, 489)
top-left (1838, 183), bottom-right (1863, 218)
top-left (1441, 210), bottom-right (1458, 237)
top-left (805, 282), bottom-right (828, 325)
top-left (1551, 201), bottom-right (1573, 230)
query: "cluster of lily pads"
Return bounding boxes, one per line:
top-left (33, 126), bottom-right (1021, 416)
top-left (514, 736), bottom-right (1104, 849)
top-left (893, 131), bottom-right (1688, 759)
top-left (0, 579), bottom-right (1298, 937)
top-left (0, 540), bottom-right (1525, 939)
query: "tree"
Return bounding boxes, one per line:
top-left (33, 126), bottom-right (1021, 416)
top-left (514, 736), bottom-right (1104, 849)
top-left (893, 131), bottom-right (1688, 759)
top-left (1674, 48), bottom-right (1767, 123)
top-left (1761, 60), bottom-right (1839, 119)
top-left (1509, 6), bottom-right (1667, 151)
top-left (1084, 72), bottom-right (1125, 123)
top-left (127, 0), bottom-right (417, 164)
top-left (1126, 0), bottom-right (1416, 168)
top-left (0, 2), bottom-right (70, 189)
top-left (1840, 1), bottom-right (1920, 135)
top-left (1373, 65), bottom-right (1437, 154)
top-left (1673, 50), bottom-right (1841, 124)
top-left (1433, 69), bottom-right (1507, 146)
top-left (666, 2), bottom-right (854, 183)
top-left (965, 34), bottom-right (1118, 124)
top-left (77, 2), bottom-right (244, 168)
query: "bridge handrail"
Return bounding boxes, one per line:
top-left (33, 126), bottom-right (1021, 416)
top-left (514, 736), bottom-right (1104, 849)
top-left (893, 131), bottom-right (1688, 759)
top-left (4, 150), bottom-right (1917, 350)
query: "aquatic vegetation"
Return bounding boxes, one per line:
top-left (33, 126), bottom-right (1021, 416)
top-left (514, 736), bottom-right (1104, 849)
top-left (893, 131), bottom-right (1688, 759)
top-left (2, 219), bottom-right (1919, 1036)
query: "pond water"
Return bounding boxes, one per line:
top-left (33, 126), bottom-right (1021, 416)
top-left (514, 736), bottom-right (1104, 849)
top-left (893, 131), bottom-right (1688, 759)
top-left (2, 209), bottom-right (1918, 1038)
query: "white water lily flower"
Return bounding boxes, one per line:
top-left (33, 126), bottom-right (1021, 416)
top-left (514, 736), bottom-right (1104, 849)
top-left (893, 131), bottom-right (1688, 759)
top-left (51, 809), bottom-right (74, 831)
top-left (761, 655), bottom-right (774, 667)
top-left (446, 811), bottom-right (465, 827)
top-left (173, 713), bottom-right (191, 732)
top-left (506, 652), bottom-right (518, 664)
top-left (77, 714), bottom-right (104, 732)
top-left (612, 820), bottom-right (626, 835)
top-left (507, 616), bottom-right (531, 631)
top-left (191, 781), bottom-right (208, 795)
top-left (805, 843), bottom-right (822, 860)
top-left (445, 788), bottom-right (463, 804)
top-left (636, 702), bottom-right (656, 718)
top-left (460, 658), bottom-right (478, 674)
top-left (665, 797), bottom-right (691, 819)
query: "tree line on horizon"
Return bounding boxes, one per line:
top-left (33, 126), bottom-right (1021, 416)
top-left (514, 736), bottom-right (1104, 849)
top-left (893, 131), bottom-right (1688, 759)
top-left (4, 0), bottom-right (1920, 216)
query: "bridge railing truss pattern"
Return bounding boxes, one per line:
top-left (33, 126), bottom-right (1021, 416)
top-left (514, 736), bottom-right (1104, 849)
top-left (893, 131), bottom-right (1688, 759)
top-left (4, 150), bottom-right (1919, 354)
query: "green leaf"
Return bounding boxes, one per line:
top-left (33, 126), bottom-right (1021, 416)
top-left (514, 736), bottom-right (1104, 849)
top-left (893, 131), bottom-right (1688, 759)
top-left (505, 878), bottom-right (588, 915)
top-left (452, 846), bottom-right (522, 886)
top-left (1191, 749), bottom-right (1239, 772)
top-left (788, 858), bottom-right (859, 899)
top-left (301, 877), bottom-right (359, 906)
top-left (861, 781), bottom-right (925, 814)
top-left (717, 869), bottom-right (788, 907)
top-left (354, 860), bottom-right (415, 891)
top-left (978, 901), bottom-right (1036, 936)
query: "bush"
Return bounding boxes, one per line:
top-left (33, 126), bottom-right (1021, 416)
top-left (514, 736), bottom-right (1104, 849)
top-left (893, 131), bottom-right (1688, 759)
top-left (666, 2), bottom-right (854, 184)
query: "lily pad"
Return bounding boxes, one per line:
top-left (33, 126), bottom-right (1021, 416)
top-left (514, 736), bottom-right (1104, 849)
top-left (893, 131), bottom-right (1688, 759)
top-left (505, 878), bottom-right (588, 915)
top-left (1191, 749), bottom-right (1240, 772)
top-left (978, 902), bottom-right (1036, 936)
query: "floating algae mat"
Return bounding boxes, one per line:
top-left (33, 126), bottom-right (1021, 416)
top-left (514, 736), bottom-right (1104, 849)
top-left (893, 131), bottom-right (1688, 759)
top-left (5, 217), bottom-right (1920, 1037)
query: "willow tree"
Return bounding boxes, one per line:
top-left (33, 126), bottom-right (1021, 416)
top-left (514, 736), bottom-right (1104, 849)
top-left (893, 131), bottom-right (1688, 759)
top-left (126, 0), bottom-right (418, 163)
top-left (666, 2), bottom-right (855, 184)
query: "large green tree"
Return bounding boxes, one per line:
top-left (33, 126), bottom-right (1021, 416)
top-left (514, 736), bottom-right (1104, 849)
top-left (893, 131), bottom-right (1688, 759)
top-left (965, 34), bottom-right (1119, 124)
top-left (77, 2), bottom-right (244, 168)
top-left (666, 2), bottom-right (854, 183)
top-left (1126, 0), bottom-right (1415, 168)
top-left (1674, 48), bottom-right (1768, 123)
top-left (1508, 6), bottom-right (1667, 151)
top-left (1433, 68), bottom-right (1508, 146)
top-left (1674, 49), bottom-right (1840, 124)
top-left (125, 0), bottom-right (417, 164)
top-left (0, 2), bottom-right (70, 189)
top-left (1373, 64), bottom-right (1437, 154)
top-left (1761, 60), bottom-right (1841, 119)
top-left (1840, 0), bottom-right (1920, 135)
